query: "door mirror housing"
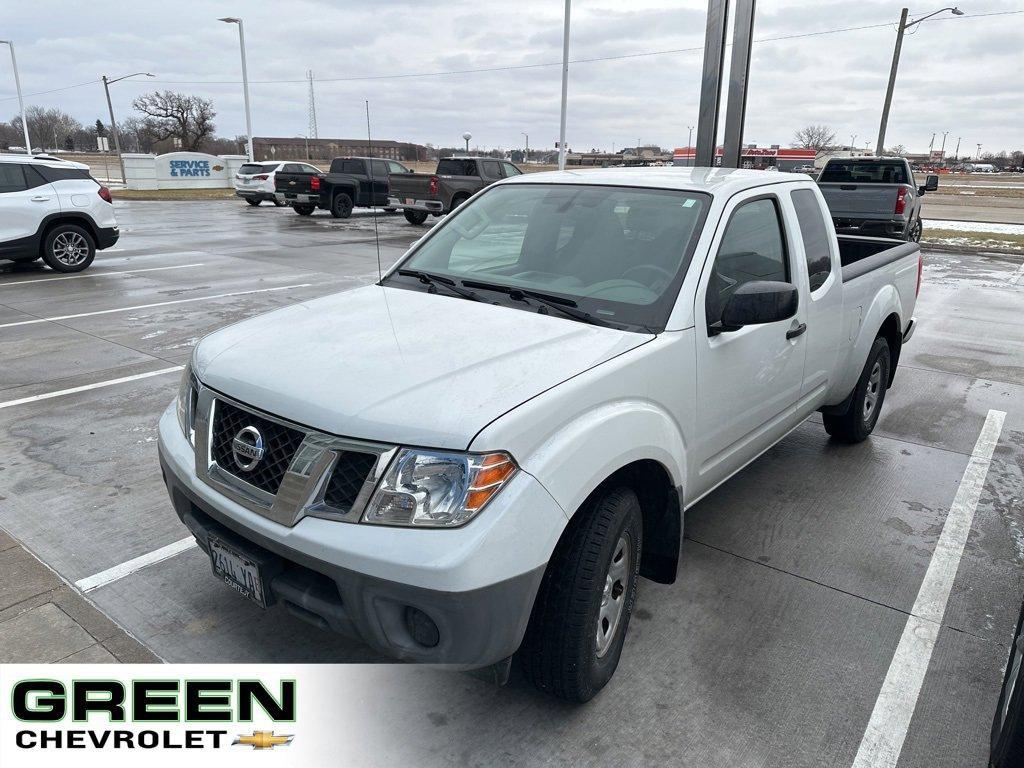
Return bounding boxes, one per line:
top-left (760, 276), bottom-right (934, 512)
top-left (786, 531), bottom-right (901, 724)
top-left (713, 280), bottom-right (798, 334)
top-left (922, 174), bottom-right (939, 193)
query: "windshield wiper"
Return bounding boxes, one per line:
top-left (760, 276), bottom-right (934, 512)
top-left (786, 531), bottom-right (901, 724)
top-left (396, 269), bottom-right (483, 302)
top-left (461, 279), bottom-right (618, 328)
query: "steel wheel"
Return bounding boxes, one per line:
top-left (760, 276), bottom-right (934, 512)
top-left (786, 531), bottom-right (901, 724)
top-left (863, 360), bottom-right (882, 422)
top-left (596, 532), bottom-right (631, 658)
top-left (51, 231), bottom-right (90, 266)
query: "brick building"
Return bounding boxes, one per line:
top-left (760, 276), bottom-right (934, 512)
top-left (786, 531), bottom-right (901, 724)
top-left (252, 137), bottom-right (430, 162)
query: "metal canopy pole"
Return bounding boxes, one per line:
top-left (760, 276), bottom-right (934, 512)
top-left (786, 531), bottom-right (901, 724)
top-left (721, 0), bottom-right (756, 168)
top-left (557, 0), bottom-right (571, 170)
top-left (694, 0), bottom-right (729, 168)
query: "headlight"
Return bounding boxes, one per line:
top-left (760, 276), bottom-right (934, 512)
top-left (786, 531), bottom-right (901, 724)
top-left (176, 364), bottom-right (199, 445)
top-left (362, 449), bottom-right (518, 527)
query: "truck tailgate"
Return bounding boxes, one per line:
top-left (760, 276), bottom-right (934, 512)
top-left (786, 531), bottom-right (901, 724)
top-left (275, 173), bottom-right (319, 196)
top-left (388, 173), bottom-right (436, 201)
top-left (819, 183), bottom-right (899, 218)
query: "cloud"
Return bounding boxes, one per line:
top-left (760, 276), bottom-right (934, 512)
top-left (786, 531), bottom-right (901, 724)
top-left (0, 0), bottom-right (1020, 153)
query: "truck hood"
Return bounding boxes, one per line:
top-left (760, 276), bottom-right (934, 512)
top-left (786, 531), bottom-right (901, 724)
top-left (194, 284), bottom-right (650, 449)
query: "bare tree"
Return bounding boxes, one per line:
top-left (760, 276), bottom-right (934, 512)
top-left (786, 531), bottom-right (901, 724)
top-left (793, 124), bottom-right (836, 151)
top-left (886, 144), bottom-right (907, 157)
top-left (131, 91), bottom-right (216, 151)
top-left (10, 106), bottom-right (84, 150)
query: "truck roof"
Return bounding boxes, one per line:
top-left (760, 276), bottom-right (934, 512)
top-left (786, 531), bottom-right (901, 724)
top-left (500, 166), bottom-right (806, 196)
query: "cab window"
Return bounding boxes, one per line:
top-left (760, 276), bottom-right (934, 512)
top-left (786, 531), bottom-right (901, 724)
top-left (705, 197), bottom-right (788, 327)
top-left (482, 160), bottom-right (502, 178)
top-left (388, 161), bottom-right (410, 174)
top-left (0, 163), bottom-right (28, 193)
top-left (371, 160), bottom-right (389, 177)
top-left (502, 162), bottom-right (522, 177)
top-left (790, 189), bottom-right (833, 291)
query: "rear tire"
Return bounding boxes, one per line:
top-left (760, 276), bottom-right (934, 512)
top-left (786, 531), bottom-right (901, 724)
top-left (293, 205), bottom-right (315, 216)
top-left (403, 209), bottom-right (429, 225)
top-left (449, 193), bottom-right (469, 212)
top-left (41, 224), bottom-right (95, 273)
top-left (273, 198), bottom-right (286, 207)
top-left (907, 218), bottom-right (923, 242)
top-left (519, 486), bottom-right (642, 702)
top-left (246, 198), bottom-right (261, 207)
top-left (823, 336), bottom-right (891, 443)
top-left (331, 192), bottom-right (354, 219)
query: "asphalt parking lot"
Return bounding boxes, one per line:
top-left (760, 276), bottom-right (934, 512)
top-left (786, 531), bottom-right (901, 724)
top-left (1, 199), bottom-right (1023, 767)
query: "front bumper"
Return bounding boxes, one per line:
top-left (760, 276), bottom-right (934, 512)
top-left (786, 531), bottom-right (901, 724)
top-left (387, 196), bottom-right (444, 214)
top-left (157, 403), bottom-right (562, 668)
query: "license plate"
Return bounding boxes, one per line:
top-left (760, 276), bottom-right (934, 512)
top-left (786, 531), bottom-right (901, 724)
top-left (405, 198), bottom-right (413, 204)
top-left (209, 536), bottom-right (268, 607)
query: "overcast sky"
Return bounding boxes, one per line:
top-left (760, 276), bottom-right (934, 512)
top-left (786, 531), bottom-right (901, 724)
top-left (1, 0), bottom-right (1021, 154)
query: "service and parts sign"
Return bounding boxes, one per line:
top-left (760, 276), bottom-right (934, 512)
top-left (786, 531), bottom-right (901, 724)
top-left (0, 665), bottom-right (429, 766)
top-left (153, 152), bottom-right (230, 189)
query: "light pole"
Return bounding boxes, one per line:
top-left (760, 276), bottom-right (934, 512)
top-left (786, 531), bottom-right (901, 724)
top-left (687, 125), bottom-right (694, 165)
top-left (940, 130), bottom-right (948, 158)
top-left (876, 6), bottom-right (964, 155)
top-left (953, 136), bottom-right (961, 161)
top-left (296, 134), bottom-right (309, 160)
top-left (558, 0), bottom-right (571, 170)
top-left (219, 17), bottom-right (254, 161)
top-left (976, 143), bottom-right (982, 160)
top-left (850, 134), bottom-right (857, 152)
top-left (102, 72), bottom-right (154, 184)
top-left (462, 132), bottom-right (472, 154)
top-left (0, 40), bottom-right (31, 154)
top-left (521, 132), bottom-right (529, 164)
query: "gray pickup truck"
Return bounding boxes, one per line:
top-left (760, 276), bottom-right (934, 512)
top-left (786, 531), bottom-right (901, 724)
top-left (388, 157), bottom-right (522, 225)
top-left (817, 157), bottom-right (938, 241)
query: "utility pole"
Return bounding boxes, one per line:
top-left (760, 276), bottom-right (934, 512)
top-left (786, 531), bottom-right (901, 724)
top-left (101, 73), bottom-right (154, 184)
top-left (876, 7), bottom-right (963, 155)
top-left (307, 70), bottom-right (318, 141)
top-left (0, 40), bottom-right (32, 153)
top-left (557, 0), bottom-right (571, 170)
top-left (521, 132), bottom-right (529, 163)
top-left (220, 17), bottom-right (254, 161)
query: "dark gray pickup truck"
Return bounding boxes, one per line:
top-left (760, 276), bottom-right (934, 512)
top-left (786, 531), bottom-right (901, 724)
top-left (275, 157), bottom-right (413, 218)
top-left (817, 157), bottom-right (938, 242)
top-left (388, 157), bottom-right (522, 225)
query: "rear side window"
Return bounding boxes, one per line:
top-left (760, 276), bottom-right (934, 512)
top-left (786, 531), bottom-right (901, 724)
top-left (436, 159), bottom-right (477, 176)
top-left (791, 189), bottom-right (833, 291)
top-left (33, 164), bottom-right (91, 183)
top-left (819, 161), bottom-right (908, 184)
top-left (706, 197), bottom-right (788, 327)
top-left (482, 160), bottom-right (501, 178)
top-left (329, 159), bottom-right (365, 174)
top-left (502, 162), bottom-right (522, 177)
top-left (388, 161), bottom-right (410, 174)
top-left (371, 160), bottom-right (389, 177)
top-left (0, 163), bottom-right (28, 193)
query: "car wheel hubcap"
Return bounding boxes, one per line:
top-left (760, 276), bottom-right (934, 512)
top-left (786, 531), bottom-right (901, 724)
top-left (52, 232), bottom-right (88, 265)
top-left (863, 360), bottom-right (883, 421)
top-left (596, 533), bottom-right (630, 658)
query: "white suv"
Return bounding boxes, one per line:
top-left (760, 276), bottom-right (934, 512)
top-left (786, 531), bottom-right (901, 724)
top-left (0, 154), bottom-right (119, 273)
top-left (234, 161), bottom-right (321, 207)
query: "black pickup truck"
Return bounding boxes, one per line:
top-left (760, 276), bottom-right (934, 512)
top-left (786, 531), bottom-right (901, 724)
top-left (274, 157), bottom-right (413, 218)
top-left (388, 157), bottom-right (522, 224)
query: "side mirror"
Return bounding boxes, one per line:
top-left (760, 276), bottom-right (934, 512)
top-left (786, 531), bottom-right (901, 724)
top-left (924, 174), bottom-right (939, 192)
top-left (714, 280), bottom-right (798, 334)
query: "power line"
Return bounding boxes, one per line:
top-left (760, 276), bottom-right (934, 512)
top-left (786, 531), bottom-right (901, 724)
top-left (1, 9), bottom-right (1020, 100)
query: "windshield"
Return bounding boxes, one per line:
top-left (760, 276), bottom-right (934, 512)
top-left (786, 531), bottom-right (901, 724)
top-left (387, 183), bottom-right (710, 331)
top-left (819, 160), bottom-right (909, 184)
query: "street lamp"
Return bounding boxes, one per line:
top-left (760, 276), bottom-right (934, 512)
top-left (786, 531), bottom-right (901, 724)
top-left (521, 132), bottom-right (529, 164)
top-left (462, 132), bottom-right (472, 154)
top-left (875, 6), bottom-right (964, 155)
top-left (558, 0), bottom-right (571, 170)
top-left (940, 130), bottom-right (948, 157)
top-left (102, 72), bottom-right (154, 184)
top-left (0, 40), bottom-right (32, 154)
top-left (850, 134), bottom-right (857, 152)
top-left (953, 136), bottom-right (961, 161)
top-left (219, 17), bottom-right (254, 161)
top-left (296, 134), bottom-right (309, 160)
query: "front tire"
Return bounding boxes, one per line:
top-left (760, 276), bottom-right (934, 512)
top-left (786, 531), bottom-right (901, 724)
top-left (41, 224), bottom-right (95, 273)
top-left (293, 204), bottom-right (315, 216)
top-left (246, 198), bottom-right (261, 207)
top-left (273, 198), bottom-right (286, 207)
top-left (403, 209), bottom-right (429, 225)
top-left (519, 486), bottom-right (642, 702)
top-left (823, 336), bottom-right (891, 443)
top-left (331, 192), bottom-right (354, 219)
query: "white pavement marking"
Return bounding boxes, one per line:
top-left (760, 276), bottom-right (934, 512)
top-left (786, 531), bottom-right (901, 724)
top-left (851, 409), bottom-right (1006, 768)
top-left (0, 263), bottom-right (205, 288)
top-left (1009, 262), bottom-right (1024, 286)
top-left (76, 537), bottom-right (198, 593)
top-left (0, 366), bottom-right (183, 411)
top-left (0, 283), bottom-right (312, 329)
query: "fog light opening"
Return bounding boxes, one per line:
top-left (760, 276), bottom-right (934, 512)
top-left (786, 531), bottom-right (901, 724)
top-left (404, 606), bottom-right (440, 648)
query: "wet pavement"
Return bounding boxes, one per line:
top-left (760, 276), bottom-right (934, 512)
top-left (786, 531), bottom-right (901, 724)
top-left (0, 200), bottom-right (1022, 767)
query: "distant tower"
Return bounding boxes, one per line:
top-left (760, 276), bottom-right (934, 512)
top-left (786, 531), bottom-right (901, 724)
top-left (307, 70), bottom-right (318, 140)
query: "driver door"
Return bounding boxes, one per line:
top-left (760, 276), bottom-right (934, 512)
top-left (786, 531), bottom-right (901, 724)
top-left (690, 193), bottom-right (808, 500)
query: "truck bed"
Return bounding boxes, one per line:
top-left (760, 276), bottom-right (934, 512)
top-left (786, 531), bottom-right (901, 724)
top-left (837, 235), bottom-right (919, 283)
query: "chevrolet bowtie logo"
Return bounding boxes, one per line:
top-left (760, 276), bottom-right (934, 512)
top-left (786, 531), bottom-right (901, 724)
top-left (233, 731), bottom-right (294, 750)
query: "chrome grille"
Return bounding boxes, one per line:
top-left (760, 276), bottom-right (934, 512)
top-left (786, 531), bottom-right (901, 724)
top-left (210, 399), bottom-right (305, 495)
top-left (324, 451), bottom-right (379, 511)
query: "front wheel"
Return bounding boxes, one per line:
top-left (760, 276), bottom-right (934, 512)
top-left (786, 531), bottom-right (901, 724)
top-left (246, 198), bottom-right (261, 207)
top-left (519, 486), bottom-right (642, 702)
top-left (823, 336), bottom-right (891, 443)
top-left (403, 209), bottom-right (429, 225)
top-left (273, 198), bottom-right (287, 207)
top-left (331, 192), bottom-right (354, 219)
top-left (41, 224), bottom-right (95, 273)
top-left (293, 204), bottom-right (315, 216)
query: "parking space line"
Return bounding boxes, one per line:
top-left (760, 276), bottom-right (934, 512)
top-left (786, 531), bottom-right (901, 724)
top-left (76, 537), bottom-right (198, 593)
top-left (0, 263), bottom-right (205, 288)
top-left (0, 366), bottom-right (183, 410)
top-left (0, 283), bottom-right (312, 329)
top-left (851, 409), bottom-right (1006, 768)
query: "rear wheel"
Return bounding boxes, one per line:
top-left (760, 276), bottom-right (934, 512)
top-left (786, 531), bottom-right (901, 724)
top-left (404, 209), bottom-right (429, 225)
top-left (823, 336), bottom-right (891, 443)
top-left (293, 204), bottom-right (315, 216)
top-left (331, 192), bottom-right (354, 219)
top-left (519, 486), bottom-right (642, 702)
top-left (449, 193), bottom-right (469, 212)
top-left (272, 198), bottom-right (286, 207)
top-left (907, 218), bottom-right (923, 242)
top-left (246, 198), bottom-right (261, 207)
top-left (41, 224), bottom-right (95, 273)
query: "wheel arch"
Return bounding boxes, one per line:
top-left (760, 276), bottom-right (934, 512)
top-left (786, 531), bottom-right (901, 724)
top-left (36, 213), bottom-right (99, 254)
top-left (876, 311), bottom-right (903, 386)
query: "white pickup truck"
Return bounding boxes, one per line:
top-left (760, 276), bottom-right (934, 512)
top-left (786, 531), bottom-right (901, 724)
top-left (158, 168), bottom-right (920, 701)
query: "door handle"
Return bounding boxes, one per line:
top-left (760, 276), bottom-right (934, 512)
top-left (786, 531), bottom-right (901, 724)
top-left (786, 322), bottom-right (807, 340)
top-left (31, 196), bottom-right (51, 202)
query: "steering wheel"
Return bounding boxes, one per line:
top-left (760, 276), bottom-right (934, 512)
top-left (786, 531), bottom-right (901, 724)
top-left (621, 264), bottom-right (674, 292)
